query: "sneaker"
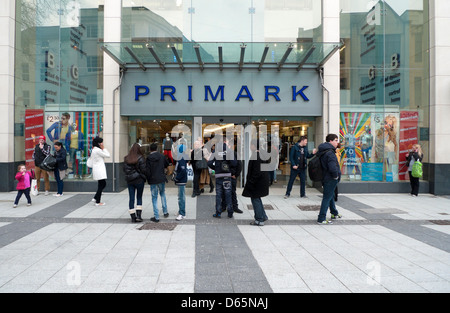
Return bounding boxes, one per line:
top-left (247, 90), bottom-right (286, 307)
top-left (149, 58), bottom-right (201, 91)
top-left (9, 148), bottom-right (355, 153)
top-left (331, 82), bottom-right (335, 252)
top-left (331, 214), bottom-right (342, 220)
top-left (301, 195), bottom-right (308, 198)
top-left (53, 194), bottom-right (62, 197)
top-left (27, 203), bottom-right (31, 206)
top-left (164, 213), bottom-right (169, 218)
top-left (13, 204), bottom-right (17, 208)
top-left (317, 220), bottom-right (333, 225)
top-left (213, 213), bottom-right (221, 218)
top-left (95, 202), bottom-right (106, 206)
top-left (250, 220), bottom-right (264, 226)
top-left (176, 214), bottom-right (184, 221)
top-left (91, 198), bottom-right (96, 202)
top-left (284, 194), bottom-right (290, 199)
top-left (45, 191), bottom-right (49, 196)
top-left (150, 217), bottom-right (160, 223)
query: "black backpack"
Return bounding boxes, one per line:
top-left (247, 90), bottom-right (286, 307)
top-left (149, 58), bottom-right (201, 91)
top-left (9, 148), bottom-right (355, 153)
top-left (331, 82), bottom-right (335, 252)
top-left (308, 149), bottom-right (332, 182)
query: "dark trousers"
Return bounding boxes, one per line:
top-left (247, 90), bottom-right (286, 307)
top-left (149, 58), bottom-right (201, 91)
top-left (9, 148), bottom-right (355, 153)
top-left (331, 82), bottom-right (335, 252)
top-left (215, 177), bottom-right (232, 215)
top-left (286, 168), bottom-right (307, 197)
top-left (94, 179), bottom-right (107, 203)
top-left (318, 179), bottom-right (339, 222)
top-left (192, 169), bottom-right (202, 195)
top-left (221, 177), bottom-right (238, 211)
top-left (54, 169), bottom-right (63, 195)
top-left (251, 197), bottom-right (268, 222)
top-left (408, 171), bottom-right (420, 196)
top-left (15, 188), bottom-right (31, 205)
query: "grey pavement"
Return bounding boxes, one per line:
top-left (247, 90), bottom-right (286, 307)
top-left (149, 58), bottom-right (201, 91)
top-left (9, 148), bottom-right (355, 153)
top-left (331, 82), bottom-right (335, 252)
top-left (0, 185), bottom-right (449, 293)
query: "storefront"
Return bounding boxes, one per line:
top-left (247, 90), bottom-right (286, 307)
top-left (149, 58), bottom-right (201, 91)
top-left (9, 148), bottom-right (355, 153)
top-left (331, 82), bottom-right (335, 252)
top-left (4, 0), bottom-right (449, 194)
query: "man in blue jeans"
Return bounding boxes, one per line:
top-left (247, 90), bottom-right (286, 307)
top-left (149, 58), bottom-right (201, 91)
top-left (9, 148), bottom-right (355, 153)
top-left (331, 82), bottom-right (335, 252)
top-left (284, 136), bottom-right (317, 199)
top-left (317, 134), bottom-right (342, 224)
top-left (146, 143), bottom-right (170, 222)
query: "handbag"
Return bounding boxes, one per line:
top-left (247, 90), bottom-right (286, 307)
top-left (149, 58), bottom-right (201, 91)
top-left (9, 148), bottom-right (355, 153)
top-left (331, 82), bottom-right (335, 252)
top-left (86, 156), bottom-right (93, 168)
top-left (196, 158), bottom-right (208, 170)
top-left (40, 154), bottom-right (56, 171)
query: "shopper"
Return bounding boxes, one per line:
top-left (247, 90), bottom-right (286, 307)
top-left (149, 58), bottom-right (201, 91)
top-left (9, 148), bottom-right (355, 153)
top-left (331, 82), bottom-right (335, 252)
top-left (123, 143), bottom-right (147, 222)
top-left (91, 137), bottom-right (110, 206)
top-left (208, 140), bottom-right (237, 218)
top-left (13, 164), bottom-right (32, 208)
top-left (221, 141), bottom-right (243, 214)
top-left (317, 134), bottom-right (342, 225)
top-left (242, 139), bottom-right (269, 226)
top-left (406, 144), bottom-right (423, 197)
top-left (146, 143), bottom-right (170, 222)
top-left (174, 144), bottom-right (188, 221)
top-left (284, 136), bottom-right (316, 199)
top-left (190, 140), bottom-right (204, 198)
top-left (32, 135), bottom-right (51, 196)
top-left (53, 141), bottom-right (68, 197)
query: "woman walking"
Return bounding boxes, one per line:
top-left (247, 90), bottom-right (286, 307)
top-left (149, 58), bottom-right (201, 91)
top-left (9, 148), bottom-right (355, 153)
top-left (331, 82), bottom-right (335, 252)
top-left (406, 144), bottom-right (423, 196)
top-left (123, 143), bottom-right (147, 222)
top-left (91, 137), bottom-right (110, 206)
top-left (53, 141), bottom-right (68, 197)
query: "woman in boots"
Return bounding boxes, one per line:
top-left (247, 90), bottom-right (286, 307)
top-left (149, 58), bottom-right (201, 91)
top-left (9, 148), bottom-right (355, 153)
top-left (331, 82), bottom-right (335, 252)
top-left (124, 143), bottom-right (147, 222)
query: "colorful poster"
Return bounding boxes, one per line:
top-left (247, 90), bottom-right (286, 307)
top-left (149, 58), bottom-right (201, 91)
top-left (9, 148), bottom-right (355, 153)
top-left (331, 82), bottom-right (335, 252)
top-left (399, 111), bottom-right (419, 180)
top-left (25, 109), bottom-right (45, 169)
top-left (339, 112), bottom-right (371, 178)
top-left (45, 111), bottom-right (103, 178)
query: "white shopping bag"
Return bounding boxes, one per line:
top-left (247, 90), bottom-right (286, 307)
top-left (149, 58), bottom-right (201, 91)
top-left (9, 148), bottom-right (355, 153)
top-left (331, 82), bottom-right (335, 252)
top-left (31, 179), bottom-right (38, 196)
top-left (186, 164), bottom-right (194, 181)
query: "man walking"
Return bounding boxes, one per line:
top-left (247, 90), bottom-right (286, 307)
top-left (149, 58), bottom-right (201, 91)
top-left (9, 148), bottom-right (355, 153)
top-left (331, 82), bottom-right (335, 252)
top-left (284, 136), bottom-right (316, 199)
top-left (146, 143), bottom-right (170, 222)
top-left (32, 135), bottom-right (51, 196)
top-left (317, 134), bottom-right (342, 224)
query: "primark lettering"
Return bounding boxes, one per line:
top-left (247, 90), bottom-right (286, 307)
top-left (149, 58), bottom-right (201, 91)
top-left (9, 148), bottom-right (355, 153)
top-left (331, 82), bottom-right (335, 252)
top-left (134, 85), bottom-right (310, 102)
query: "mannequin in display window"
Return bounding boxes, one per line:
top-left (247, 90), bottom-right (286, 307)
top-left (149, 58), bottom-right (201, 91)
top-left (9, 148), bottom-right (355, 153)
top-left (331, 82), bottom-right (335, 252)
top-left (163, 133), bottom-right (174, 165)
top-left (360, 125), bottom-right (373, 163)
top-left (65, 122), bottom-right (84, 178)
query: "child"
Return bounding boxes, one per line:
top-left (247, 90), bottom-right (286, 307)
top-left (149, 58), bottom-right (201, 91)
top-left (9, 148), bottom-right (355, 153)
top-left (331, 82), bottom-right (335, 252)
top-left (174, 144), bottom-right (188, 221)
top-left (14, 164), bottom-right (32, 208)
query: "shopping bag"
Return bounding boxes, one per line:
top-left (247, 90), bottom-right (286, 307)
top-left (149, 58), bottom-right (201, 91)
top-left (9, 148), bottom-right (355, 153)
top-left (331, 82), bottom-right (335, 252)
top-left (31, 179), bottom-right (38, 196)
top-left (186, 164), bottom-right (194, 181)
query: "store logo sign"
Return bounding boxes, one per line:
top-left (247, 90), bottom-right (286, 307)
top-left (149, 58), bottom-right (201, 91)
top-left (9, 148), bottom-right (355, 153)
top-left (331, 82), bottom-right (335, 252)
top-left (134, 85), bottom-right (310, 102)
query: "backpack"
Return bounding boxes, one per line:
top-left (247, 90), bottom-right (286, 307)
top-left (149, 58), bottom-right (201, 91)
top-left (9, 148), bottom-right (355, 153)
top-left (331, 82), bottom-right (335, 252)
top-left (411, 160), bottom-right (423, 178)
top-left (308, 149), bottom-right (332, 182)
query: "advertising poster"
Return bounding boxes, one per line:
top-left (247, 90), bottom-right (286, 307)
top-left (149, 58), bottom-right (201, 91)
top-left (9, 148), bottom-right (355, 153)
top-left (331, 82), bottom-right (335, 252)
top-left (339, 112), bottom-right (371, 179)
top-left (399, 111), bottom-right (419, 180)
top-left (25, 109), bottom-right (45, 169)
top-left (45, 111), bottom-right (103, 178)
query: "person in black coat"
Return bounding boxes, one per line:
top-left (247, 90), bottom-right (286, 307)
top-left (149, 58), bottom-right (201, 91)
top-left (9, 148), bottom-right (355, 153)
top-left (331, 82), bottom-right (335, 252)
top-left (405, 144), bottom-right (423, 196)
top-left (243, 139), bottom-right (269, 226)
top-left (53, 141), bottom-right (68, 197)
top-left (124, 143), bottom-right (147, 222)
top-left (317, 134), bottom-right (341, 224)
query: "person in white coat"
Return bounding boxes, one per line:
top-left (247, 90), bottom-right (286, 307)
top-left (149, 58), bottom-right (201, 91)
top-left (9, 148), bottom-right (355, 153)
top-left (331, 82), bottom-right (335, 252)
top-left (91, 137), bottom-right (110, 206)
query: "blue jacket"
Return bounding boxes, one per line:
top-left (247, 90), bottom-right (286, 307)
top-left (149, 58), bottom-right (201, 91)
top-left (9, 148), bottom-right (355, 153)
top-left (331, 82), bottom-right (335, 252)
top-left (318, 142), bottom-right (341, 182)
top-left (290, 143), bottom-right (314, 169)
top-left (54, 147), bottom-right (68, 171)
top-left (46, 122), bottom-right (73, 142)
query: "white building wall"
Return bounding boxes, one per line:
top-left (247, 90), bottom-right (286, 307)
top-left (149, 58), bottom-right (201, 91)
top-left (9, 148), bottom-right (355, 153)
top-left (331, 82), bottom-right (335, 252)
top-left (0, 0), bottom-right (15, 163)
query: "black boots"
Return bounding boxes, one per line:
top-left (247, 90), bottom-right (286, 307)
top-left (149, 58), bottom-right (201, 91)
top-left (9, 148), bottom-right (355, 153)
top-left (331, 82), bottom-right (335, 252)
top-left (129, 207), bottom-right (143, 223)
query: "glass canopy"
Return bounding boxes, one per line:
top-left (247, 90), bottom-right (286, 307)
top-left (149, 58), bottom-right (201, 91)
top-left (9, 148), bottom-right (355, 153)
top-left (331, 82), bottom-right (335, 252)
top-left (100, 41), bottom-right (341, 71)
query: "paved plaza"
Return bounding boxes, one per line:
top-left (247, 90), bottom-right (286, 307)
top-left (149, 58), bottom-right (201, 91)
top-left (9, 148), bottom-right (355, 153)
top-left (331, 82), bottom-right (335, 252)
top-left (0, 185), bottom-right (449, 293)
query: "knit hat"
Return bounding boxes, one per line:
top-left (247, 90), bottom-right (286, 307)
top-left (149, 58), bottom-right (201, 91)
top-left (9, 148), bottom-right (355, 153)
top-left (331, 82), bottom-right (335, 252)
top-left (38, 135), bottom-right (45, 141)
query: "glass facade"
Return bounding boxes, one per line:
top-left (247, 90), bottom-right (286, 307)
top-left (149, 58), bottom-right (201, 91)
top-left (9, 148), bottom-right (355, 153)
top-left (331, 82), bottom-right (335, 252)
top-left (15, 1), bottom-right (104, 180)
top-left (340, 0), bottom-right (429, 182)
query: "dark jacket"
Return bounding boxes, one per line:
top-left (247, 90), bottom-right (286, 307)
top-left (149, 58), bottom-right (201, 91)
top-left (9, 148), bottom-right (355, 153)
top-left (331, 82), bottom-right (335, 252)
top-left (290, 143), bottom-right (314, 169)
top-left (54, 147), bottom-right (68, 171)
top-left (174, 157), bottom-right (188, 185)
top-left (146, 151), bottom-right (169, 184)
top-left (242, 151), bottom-right (270, 198)
top-left (318, 142), bottom-right (341, 183)
top-left (33, 143), bottom-right (51, 167)
top-left (207, 143), bottom-right (237, 178)
top-left (406, 151), bottom-right (423, 166)
top-left (123, 156), bottom-right (147, 185)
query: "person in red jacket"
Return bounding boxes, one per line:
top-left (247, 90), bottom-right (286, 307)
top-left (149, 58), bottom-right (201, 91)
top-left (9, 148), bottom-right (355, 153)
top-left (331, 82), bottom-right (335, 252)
top-left (14, 164), bottom-right (32, 208)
